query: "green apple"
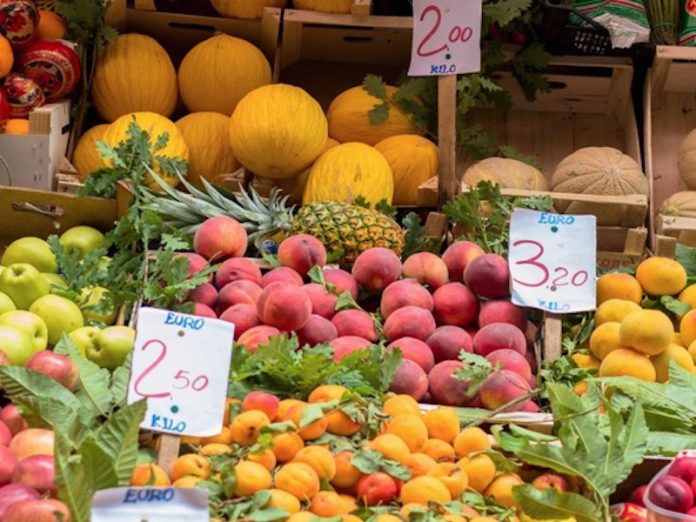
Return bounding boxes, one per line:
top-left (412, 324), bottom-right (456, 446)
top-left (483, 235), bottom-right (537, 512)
top-left (42, 273), bottom-right (67, 291)
top-left (1, 237), bottom-right (57, 273)
top-left (80, 286), bottom-right (117, 325)
top-left (0, 291), bottom-right (15, 315)
top-left (0, 325), bottom-right (35, 365)
top-left (29, 295), bottom-right (84, 346)
top-left (85, 326), bottom-right (136, 370)
top-left (0, 264), bottom-right (49, 310)
top-left (68, 326), bottom-right (101, 357)
top-left (0, 311), bottom-right (48, 351)
top-left (59, 226), bottom-right (105, 258)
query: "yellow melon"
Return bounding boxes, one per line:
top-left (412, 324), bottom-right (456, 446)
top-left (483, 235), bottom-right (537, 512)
top-left (293, 0), bottom-right (352, 12)
top-left (73, 124), bottom-right (109, 180)
top-left (210, 0), bottom-right (287, 18)
top-left (660, 191), bottom-right (696, 217)
top-left (679, 129), bottom-right (696, 189)
top-left (463, 157), bottom-right (548, 191)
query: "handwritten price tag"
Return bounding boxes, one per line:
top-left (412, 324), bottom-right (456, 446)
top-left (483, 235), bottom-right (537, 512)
top-left (92, 487), bottom-right (208, 521)
top-left (126, 307), bottom-right (234, 437)
top-left (509, 209), bottom-right (596, 314)
top-left (408, 0), bottom-right (482, 77)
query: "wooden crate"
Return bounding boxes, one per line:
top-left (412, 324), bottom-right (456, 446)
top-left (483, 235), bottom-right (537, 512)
top-left (645, 46), bottom-right (696, 253)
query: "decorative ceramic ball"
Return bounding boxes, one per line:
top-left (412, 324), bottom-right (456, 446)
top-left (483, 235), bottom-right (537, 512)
top-left (5, 72), bottom-right (44, 117)
top-left (18, 39), bottom-right (80, 101)
top-left (0, 0), bottom-right (38, 50)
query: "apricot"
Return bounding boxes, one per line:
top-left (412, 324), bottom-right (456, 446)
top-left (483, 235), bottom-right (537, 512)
top-left (247, 449), bottom-right (276, 471)
top-left (681, 310), bottom-right (696, 348)
top-left (478, 300), bottom-right (527, 332)
top-left (330, 336), bottom-right (373, 361)
top-left (428, 360), bottom-right (473, 406)
top-left (485, 473), bottom-right (524, 508)
top-left (242, 391), bottom-right (280, 420)
top-left (352, 247), bottom-right (403, 291)
top-left (423, 407), bottom-right (460, 443)
top-left (381, 279), bottom-right (434, 318)
top-left (652, 343), bottom-right (695, 382)
top-left (294, 445), bottom-right (336, 480)
top-left (217, 280), bottom-right (263, 313)
top-left (216, 257), bottom-right (262, 287)
top-left (387, 414), bottom-right (429, 452)
top-left (272, 432), bottom-right (305, 462)
top-left (331, 451), bottom-right (363, 489)
top-left (332, 309), bottom-right (378, 341)
top-left (390, 359), bottom-right (429, 401)
top-left (219, 303), bottom-right (260, 339)
top-left (199, 443), bottom-right (232, 456)
top-left (400, 475), bottom-right (452, 505)
top-left (287, 403), bottom-right (328, 440)
top-left (297, 314), bottom-right (338, 347)
top-left (674, 332), bottom-right (685, 347)
top-left (275, 462), bottom-right (321, 501)
top-left (261, 266), bottom-right (303, 288)
top-left (173, 475), bottom-right (201, 488)
top-left (570, 353), bottom-right (601, 370)
top-left (427, 326), bottom-right (473, 362)
top-left (486, 349), bottom-right (532, 381)
top-left (403, 252), bottom-right (449, 289)
top-left (595, 299), bottom-right (642, 326)
top-left (311, 491), bottom-right (351, 517)
top-left (277, 399), bottom-right (304, 421)
top-left (479, 370), bottom-right (533, 412)
top-left (230, 410), bottom-right (271, 446)
top-left (324, 268), bottom-right (359, 299)
top-left (234, 460), bottom-right (272, 496)
top-left (453, 427), bottom-right (491, 457)
top-left (236, 325), bottom-right (280, 352)
top-left (406, 452), bottom-right (438, 477)
top-left (384, 306), bottom-right (437, 342)
top-left (267, 489), bottom-right (301, 514)
top-left (433, 282), bottom-right (479, 326)
top-left (130, 463), bottom-right (170, 486)
top-left (442, 240), bottom-right (484, 280)
top-left (287, 514), bottom-right (315, 522)
top-left (457, 454), bottom-right (496, 492)
top-left (598, 348), bottom-right (656, 381)
top-left (589, 321), bottom-right (626, 360)
top-left (387, 337), bottom-right (435, 372)
top-left (428, 462), bottom-right (469, 497)
top-left (679, 284), bottom-right (696, 310)
top-left (383, 394), bottom-right (421, 417)
top-left (257, 282), bottom-right (312, 331)
top-left (636, 256), bottom-right (687, 296)
top-left (596, 272), bottom-right (643, 304)
top-left (689, 341), bottom-right (696, 364)
top-left (278, 234), bottom-right (327, 277)
top-left (171, 454), bottom-right (209, 481)
top-left (473, 323), bottom-right (527, 356)
top-left (302, 283), bottom-right (337, 319)
top-left (620, 309), bottom-right (673, 356)
top-left (374, 516), bottom-right (402, 522)
top-left (367, 433), bottom-right (411, 465)
top-left (463, 254), bottom-right (510, 298)
top-left (200, 426), bottom-right (233, 445)
top-left (422, 439), bottom-right (456, 462)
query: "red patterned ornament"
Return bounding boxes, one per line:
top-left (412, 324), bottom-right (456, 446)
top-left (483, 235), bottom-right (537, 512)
top-left (0, 87), bottom-right (10, 129)
top-left (17, 39), bottom-right (80, 101)
top-left (5, 72), bottom-right (44, 117)
top-left (0, 0), bottom-right (38, 50)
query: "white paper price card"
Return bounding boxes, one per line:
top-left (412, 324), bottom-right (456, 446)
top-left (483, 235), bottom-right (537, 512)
top-left (127, 307), bottom-right (235, 437)
top-left (408, 0), bottom-right (482, 77)
top-left (508, 209), bottom-right (596, 314)
top-left (92, 487), bottom-right (208, 521)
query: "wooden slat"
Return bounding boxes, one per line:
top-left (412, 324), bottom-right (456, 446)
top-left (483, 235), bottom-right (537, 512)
top-left (543, 314), bottom-right (563, 362)
top-left (157, 435), bottom-right (181, 476)
top-left (438, 75), bottom-right (457, 207)
top-left (283, 9), bottom-right (412, 29)
top-left (424, 212), bottom-right (448, 239)
top-left (351, 0), bottom-right (372, 15)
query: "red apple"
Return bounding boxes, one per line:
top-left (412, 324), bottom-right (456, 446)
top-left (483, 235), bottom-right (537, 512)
top-left (9, 429), bottom-right (54, 460)
top-left (630, 485), bottom-right (647, 507)
top-left (532, 473), bottom-right (569, 492)
top-left (0, 406), bottom-right (27, 436)
top-left (0, 446), bottom-right (18, 486)
top-left (24, 351), bottom-right (79, 391)
top-left (356, 472), bottom-right (399, 506)
top-left (12, 455), bottom-right (54, 494)
top-left (0, 484), bottom-right (40, 518)
top-left (4, 498), bottom-right (71, 522)
top-left (0, 421), bottom-right (10, 446)
top-left (648, 475), bottom-right (694, 513)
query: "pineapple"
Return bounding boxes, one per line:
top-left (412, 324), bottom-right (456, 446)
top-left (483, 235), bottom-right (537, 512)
top-left (144, 172), bottom-right (404, 263)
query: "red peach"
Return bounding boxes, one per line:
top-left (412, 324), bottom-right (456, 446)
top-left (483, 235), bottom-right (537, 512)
top-left (4, 499), bottom-right (71, 522)
top-left (380, 279), bottom-right (433, 318)
top-left (0, 351), bottom-right (8, 366)
top-left (352, 248), bottom-right (402, 292)
top-left (0, 485), bottom-right (40, 519)
top-left (242, 391), bottom-right (280, 420)
top-left (357, 472), bottom-right (400, 505)
top-left (261, 267), bottom-right (303, 288)
top-left (257, 282), bottom-right (312, 331)
top-left (384, 306), bottom-right (436, 342)
top-left (331, 309), bottom-right (377, 342)
top-left (330, 336), bottom-right (372, 361)
top-left (193, 303), bottom-right (216, 318)
top-left (479, 370), bottom-right (532, 412)
top-left (216, 257), bottom-right (262, 288)
top-left (473, 323), bottom-right (527, 356)
top-left (193, 216), bottom-right (247, 260)
top-left (426, 326), bottom-right (473, 362)
top-left (463, 254), bottom-right (510, 298)
top-left (189, 283), bottom-right (217, 309)
top-left (387, 337), bottom-right (434, 372)
top-left (689, 507), bottom-right (696, 516)
top-left (390, 359), bottom-right (429, 401)
top-left (216, 280), bottom-right (263, 314)
top-left (9, 429), bottom-right (54, 460)
top-left (11, 455), bottom-right (55, 494)
top-left (428, 360), bottom-right (474, 406)
top-left (0, 406), bottom-right (27, 436)
top-left (649, 475), bottom-right (694, 513)
top-left (278, 234), bottom-right (327, 277)
top-left (432, 282), bottom-right (478, 326)
top-left (297, 315), bottom-right (338, 347)
top-left (485, 349), bottom-right (532, 382)
top-left (442, 241), bottom-right (484, 281)
top-left (669, 457), bottom-right (696, 484)
top-left (522, 401), bottom-right (540, 413)
top-left (219, 304), bottom-right (260, 339)
top-left (24, 351), bottom-right (79, 391)
top-left (302, 284), bottom-right (337, 319)
top-left (0, 446), bottom-right (17, 486)
top-left (402, 252), bottom-right (449, 289)
top-left (630, 485), bottom-right (648, 507)
top-left (0, 422), bottom-right (10, 446)
top-left (177, 252), bottom-right (210, 281)
top-left (237, 325), bottom-right (280, 352)
top-left (478, 300), bottom-right (526, 332)
top-left (324, 269), bottom-right (359, 299)
top-left (532, 474), bottom-right (569, 492)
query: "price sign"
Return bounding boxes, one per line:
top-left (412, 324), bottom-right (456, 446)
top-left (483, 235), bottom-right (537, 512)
top-left (126, 307), bottom-right (235, 437)
top-left (408, 0), bottom-right (482, 77)
top-left (509, 209), bottom-right (596, 314)
top-left (92, 487), bottom-right (208, 521)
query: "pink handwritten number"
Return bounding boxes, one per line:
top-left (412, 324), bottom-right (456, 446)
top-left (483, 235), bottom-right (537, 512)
top-left (513, 239), bottom-right (589, 288)
top-left (417, 4), bottom-right (474, 57)
top-left (133, 340), bottom-right (171, 399)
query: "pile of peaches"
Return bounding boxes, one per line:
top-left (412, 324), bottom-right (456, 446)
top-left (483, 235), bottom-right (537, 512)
top-left (132, 387), bottom-right (566, 521)
top-left (183, 216), bottom-right (539, 412)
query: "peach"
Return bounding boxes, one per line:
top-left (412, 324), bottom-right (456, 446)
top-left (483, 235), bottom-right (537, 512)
top-left (595, 299), bottom-right (642, 326)
top-left (243, 391), bottom-right (280, 420)
top-left (261, 267), bottom-right (303, 288)
top-left (387, 337), bottom-right (435, 372)
top-left (302, 284), bottom-right (337, 319)
top-left (599, 348), bottom-right (656, 381)
top-left (669, 457), bottom-right (696, 484)
top-left (9, 429), bottom-right (54, 460)
top-left (237, 325), bottom-right (280, 352)
top-left (463, 254), bottom-right (510, 298)
top-left (189, 282), bottom-right (217, 309)
top-left (193, 215), bottom-right (247, 260)
top-left (390, 359), bottom-right (429, 401)
top-left (216, 257), bottom-right (262, 288)
top-left (648, 475), bottom-right (693, 513)
top-left (478, 300), bottom-right (526, 332)
top-left (485, 349), bottom-right (532, 381)
top-left (216, 280), bottom-right (263, 314)
top-left (384, 306), bottom-right (436, 342)
top-left (323, 269), bottom-right (359, 299)
top-left (257, 282), bottom-right (312, 331)
top-left (652, 343), bottom-right (695, 382)
top-left (380, 279), bottom-right (433, 318)
top-left (297, 315), bottom-right (338, 347)
top-left (428, 361), bottom-right (473, 406)
top-left (589, 322), bottom-right (625, 360)
top-left (479, 370), bottom-right (532, 411)
top-left (473, 323), bottom-right (527, 356)
top-left (193, 303), bottom-right (216, 318)
top-left (427, 326), bottom-right (473, 362)
top-left (636, 256), bottom-right (687, 297)
top-left (220, 303), bottom-right (260, 339)
top-left (432, 283), bottom-right (478, 326)
top-left (620, 309), bottom-right (673, 356)
top-left (442, 241), bottom-right (484, 281)
top-left (178, 252), bottom-right (210, 281)
top-left (331, 309), bottom-right (377, 342)
top-left (403, 252), bottom-right (449, 289)
top-left (357, 472), bottom-right (400, 506)
top-left (596, 272), bottom-right (643, 304)
top-left (0, 406), bottom-right (27, 435)
top-left (352, 248), bottom-right (402, 291)
top-left (330, 336), bottom-right (372, 361)
top-left (278, 234), bottom-right (328, 277)
top-left (532, 474), bottom-right (569, 492)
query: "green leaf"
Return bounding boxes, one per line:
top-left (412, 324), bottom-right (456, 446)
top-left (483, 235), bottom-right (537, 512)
top-left (351, 450), bottom-right (411, 481)
top-left (661, 296), bottom-right (691, 316)
top-left (54, 430), bottom-right (91, 522)
top-left (247, 507), bottom-right (291, 521)
top-left (648, 431), bottom-right (696, 456)
top-left (363, 74), bottom-right (388, 101)
top-left (512, 484), bottom-right (603, 522)
top-left (261, 421), bottom-right (298, 435)
top-left (300, 400), bottom-right (339, 428)
top-left (677, 244), bottom-right (696, 275)
top-left (335, 291), bottom-right (363, 311)
top-left (110, 354), bottom-right (132, 406)
top-left (79, 434), bottom-right (118, 491)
